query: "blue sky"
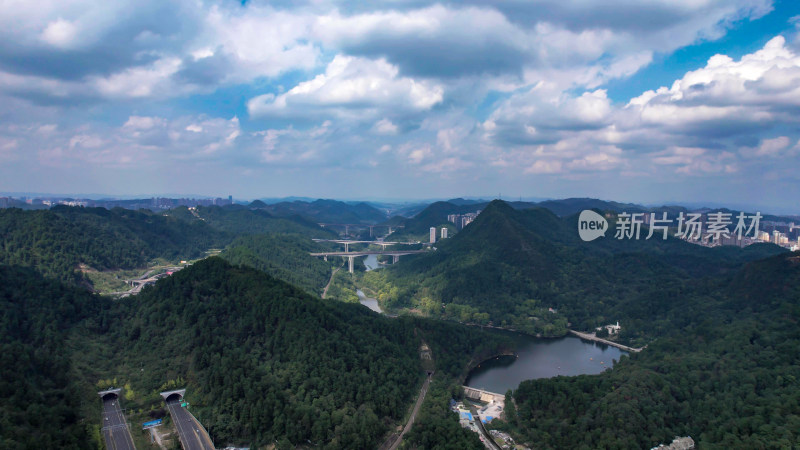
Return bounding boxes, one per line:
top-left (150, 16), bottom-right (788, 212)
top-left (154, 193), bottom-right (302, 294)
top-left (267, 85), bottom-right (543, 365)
top-left (0, 0), bottom-right (799, 212)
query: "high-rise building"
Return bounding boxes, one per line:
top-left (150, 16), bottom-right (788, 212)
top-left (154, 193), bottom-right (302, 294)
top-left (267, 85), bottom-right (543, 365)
top-left (430, 227), bottom-right (436, 244)
top-left (441, 227), bottom-right (448, 239)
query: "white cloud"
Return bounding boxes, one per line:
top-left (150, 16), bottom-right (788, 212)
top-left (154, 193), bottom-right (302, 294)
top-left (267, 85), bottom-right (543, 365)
top-left (40, 18), bottom-right (80, 48)
top-left (92, 58), bottom-right (184, 99)
top-left (124, 116), bottom-right (164, 131)
top-left (525, 160), bottom-right (563, 174)
top-left (0, 137), bottom-right (19, 161)
top-left (372, 118), bottom-right (398, 135)
top-left (421, 156), bottom-right (474, 173)
top-left (247, 55), bottom-right (443, 119)
top-left (198, 5), bottom-right (319, 81)
top-left (408, 145), bottom-right (432, 164)
top-left (740, 136), bottom-right (797, 158)
top-left (626, 36), bottom-right (800, 134)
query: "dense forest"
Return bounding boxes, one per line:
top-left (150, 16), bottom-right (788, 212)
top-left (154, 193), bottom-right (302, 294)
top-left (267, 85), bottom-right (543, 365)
top-left (221, 233), bottom-right (334, 296)
top-left (3, 199), bottom-right (799, 449)
top-left (0, 205), bottom-right (340, 290)
top-left (115, 258), bottom-right (423, 448)
top-left (256, 199), bottom-right (388, 224)
top-left (0, 265), bottom-right (110, 449)
top-left (168, 205), bottom-right (338, 238)
top-left (363, 200), bottom-right (786, 343)
top-left (0, 206), bottom-right (222, 284)
top-left (503, 251), bottom-right (800, 448)
top-left (0, 255), bottom-right (511, 449)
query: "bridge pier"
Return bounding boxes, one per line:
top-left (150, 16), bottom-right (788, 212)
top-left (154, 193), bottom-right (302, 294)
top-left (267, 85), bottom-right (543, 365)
top-left (369, 226), bottom-right (374, 237)
top-left (344, 242), bottom-right (350, 252)
top-left (393, 255), bottom-right (400, 264)
top-left (324, 255), bottom-right (327, 262)
top-left (388, 226), bottom-right (393, 234)
top-left (347, 256), bottom-right (355, 273)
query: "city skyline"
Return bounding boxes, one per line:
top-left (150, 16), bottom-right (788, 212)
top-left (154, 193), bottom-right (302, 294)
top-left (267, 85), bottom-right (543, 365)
top-left (1, 0), bottom-right (799, 211)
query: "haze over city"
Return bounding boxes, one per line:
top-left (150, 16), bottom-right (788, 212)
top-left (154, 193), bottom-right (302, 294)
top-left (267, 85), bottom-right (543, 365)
top-left (0, 0), bottom-right (799, 212)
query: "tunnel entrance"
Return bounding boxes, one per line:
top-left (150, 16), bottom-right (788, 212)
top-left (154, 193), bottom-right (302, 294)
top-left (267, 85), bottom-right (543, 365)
top-left (101, 392), bottom-right (118, 401)
top-left (165, 393), bottom-right (183, 403)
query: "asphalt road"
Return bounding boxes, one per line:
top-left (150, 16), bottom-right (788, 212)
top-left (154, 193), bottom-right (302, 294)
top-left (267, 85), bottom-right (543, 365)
top-left (385, 373), bottom-right (432, 450)
top-left (101, 397), bottom-right (135, 450)
top-left (166, 400), bottom-right (214, 450)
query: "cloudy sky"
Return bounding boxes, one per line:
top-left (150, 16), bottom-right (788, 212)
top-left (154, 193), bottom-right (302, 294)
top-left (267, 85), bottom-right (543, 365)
top-left (1, 0), bottom-right (799, 210)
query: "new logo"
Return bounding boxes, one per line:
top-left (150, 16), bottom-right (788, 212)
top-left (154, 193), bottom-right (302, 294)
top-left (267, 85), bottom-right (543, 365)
top-left (578, 210), bottom-right (608, 242)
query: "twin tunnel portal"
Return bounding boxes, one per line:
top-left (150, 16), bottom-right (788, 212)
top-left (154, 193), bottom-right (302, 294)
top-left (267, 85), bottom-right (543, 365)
top-left (97, 231), bottom-right (429, 449)
top-left (98, 388), bottom-right (214, 450)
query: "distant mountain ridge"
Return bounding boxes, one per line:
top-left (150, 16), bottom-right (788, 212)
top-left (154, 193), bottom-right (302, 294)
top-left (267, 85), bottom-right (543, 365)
top-left (251, 198), bottom-right (388, 224)
top-left (364, 200), bottom-right (787, 339)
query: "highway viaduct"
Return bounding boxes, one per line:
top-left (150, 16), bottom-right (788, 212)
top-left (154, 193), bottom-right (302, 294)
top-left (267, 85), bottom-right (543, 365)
top-left (317, 223), bottom-right (404, 237)
top-left (309, 250), bottom-right (429, 273)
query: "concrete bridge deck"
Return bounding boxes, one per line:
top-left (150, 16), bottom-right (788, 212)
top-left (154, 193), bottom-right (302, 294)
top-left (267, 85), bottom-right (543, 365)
top-left (309, 249), bottom-right (431, 272)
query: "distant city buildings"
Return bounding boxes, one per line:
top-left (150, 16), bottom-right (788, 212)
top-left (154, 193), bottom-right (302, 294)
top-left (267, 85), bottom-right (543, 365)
top-left (669, 215), bottom-right (799, 250)
top-left (441, 227), bottom-right (448, 239)
top-left (430, 227), bottom-right (436, 244)
top-left (447, 210), bottom-right (482, 230)
top-left (0, 195), bottom-right (234, 211)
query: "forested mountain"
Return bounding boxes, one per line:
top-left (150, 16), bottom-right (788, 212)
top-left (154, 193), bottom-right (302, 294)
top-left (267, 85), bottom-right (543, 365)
top-left (168, 205), bottom-right (337, 238)
top-left (0, 265), bottom-right (109, 449)
top-left (535, 197), bottom-right (650, 216)
top-left (385, 201), bottom-right (483, 240)
top-left (255, 199), bottom-right (388, 224)
top-left (0, 206), bottom-right (222, 284)
top-left (115, 257), bottom-right (422, 448)
top-left (364, 200), bottom-right (786, 341)
top-left (221, 234), bottom-right (334, 296)
top-left (0, 256), bottom-right (509, 449)
top-left (504, 251), bottom-right (800, 449)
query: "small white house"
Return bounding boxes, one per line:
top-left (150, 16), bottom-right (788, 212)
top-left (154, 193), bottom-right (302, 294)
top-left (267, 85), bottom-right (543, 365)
top-left (596, 321), bottom-right (621, 335)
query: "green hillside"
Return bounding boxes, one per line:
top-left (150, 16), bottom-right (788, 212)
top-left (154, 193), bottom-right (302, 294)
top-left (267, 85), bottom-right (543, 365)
top-left (0, 256), bottom-right (509, 449)
top-left (259, 199), bottom-right (388, 224)
top-left (0, 265), bottom-right (109, 449)
top-left (386, 201), bottom-right (480, 241)
top-left (363, 200), bottom-right (786, 341)
top-left (171, 205), bottom-right (338, 238)
top-left (506, 251), bottom-right (800, 449)
top-left (221, 233), bottom-right (335, 296)
top-left (0, 206), bottom-right (222, 284)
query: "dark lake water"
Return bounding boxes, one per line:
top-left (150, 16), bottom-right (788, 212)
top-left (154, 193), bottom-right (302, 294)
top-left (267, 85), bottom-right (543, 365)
top-left (465, 333), bottom-right (627, 393)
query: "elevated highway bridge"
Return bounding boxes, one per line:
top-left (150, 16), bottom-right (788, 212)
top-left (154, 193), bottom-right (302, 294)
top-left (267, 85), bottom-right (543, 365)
top-left (309, 250), bottom-right (430, 272)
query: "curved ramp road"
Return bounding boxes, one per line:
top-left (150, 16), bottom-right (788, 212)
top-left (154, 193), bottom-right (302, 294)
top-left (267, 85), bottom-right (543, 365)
top-left (101, 397), bottom-right (135, 450)
top-left (166, 400), bottom-right (214, 450)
